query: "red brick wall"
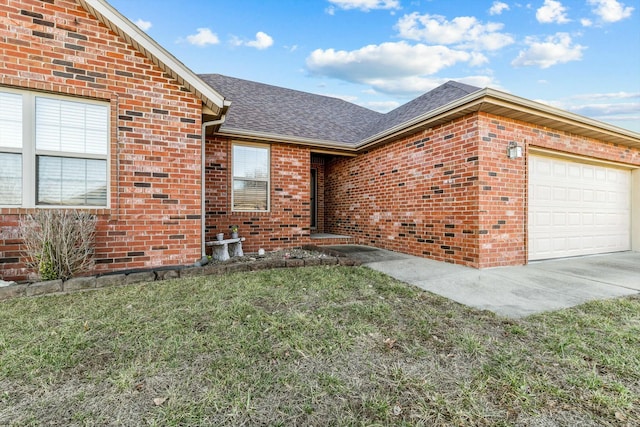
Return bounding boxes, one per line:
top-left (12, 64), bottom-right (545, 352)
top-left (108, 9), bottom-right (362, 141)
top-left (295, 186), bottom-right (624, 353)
top-left (326, 112), bottom-right (640, 268)
top-left (0, 0), bottom-right (204, 281)
top-left (476, 115), bottom-right (527, 267)
top-left (204, 137), bottom-right (313, 253)
top-left (478, 112), bottom-right (640, 266)
top-left (326, 114), bottom-right (483, 266)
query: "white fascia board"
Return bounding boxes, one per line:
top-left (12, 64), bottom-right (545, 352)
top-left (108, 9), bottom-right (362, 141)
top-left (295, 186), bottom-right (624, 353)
top-left (482, 88), bottom-right (640, 141)
top-left (355, 89), bottom-right (489, 148)
top-left (216, 127), bottom-right (359, 152)
top-left (79, 0), bottom-right (227, 114)
top-left (357, 87), bottom-right (640, 149)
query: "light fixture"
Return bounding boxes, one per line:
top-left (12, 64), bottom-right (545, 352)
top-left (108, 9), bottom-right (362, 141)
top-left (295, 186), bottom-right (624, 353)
top-left (507, 141), bottom-right (523, 159)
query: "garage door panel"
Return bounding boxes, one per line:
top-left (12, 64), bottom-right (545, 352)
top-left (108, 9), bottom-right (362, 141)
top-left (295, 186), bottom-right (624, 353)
top-left (567, 212), bottom-right (580, 225)
top-left (529, 155), bottom-right (631, 260)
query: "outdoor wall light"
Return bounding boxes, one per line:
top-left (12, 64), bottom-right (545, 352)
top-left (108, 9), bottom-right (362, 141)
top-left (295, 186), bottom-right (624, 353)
top-left (507, 141), bottom-right (523, 159)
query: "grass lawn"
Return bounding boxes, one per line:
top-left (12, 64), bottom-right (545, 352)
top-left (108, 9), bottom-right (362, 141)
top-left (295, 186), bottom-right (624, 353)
top-left (1, 266), bottom-right (638, 426)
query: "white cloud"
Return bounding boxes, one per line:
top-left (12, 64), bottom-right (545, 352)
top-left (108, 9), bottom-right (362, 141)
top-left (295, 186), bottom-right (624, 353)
top-left (246, 32), bottom-right (274, 49)
top-left (230, 32), bottom-right (274, 49)
top-left (322, 93), bottom-right (360, 103)
top-left (588, 0), bottom-right (634, 23)
top-left (327, 0), bottom-right (401, 12)
top-left (511, 33), bottom-right (585, 68)
top-left (536, 0), bottom-right (570, 24)
top-left (570, 102), bottom-right (640, 119)
top-left (186, 28), bottom-right (220, 46)
top-left (581, 18), bottom-right (593, 26)
top-left (308, 42), bottom-right (475, 80)
top-left (570, 91), bottom-right (640, 101)
top-left (360, 75), bottom-right (496, 96)
top-left (134, 19), bottom-right (152, 31)
top-left (545, 92), bottom-right (640, 129)
top-left (396, 13), bottom-right (514, 51)
top-left (306, 41), bottom-right (494, 95)
top-left (489, 1), bottom-right (510, 16)
top-left (365, 100), bottom-right (401, 112)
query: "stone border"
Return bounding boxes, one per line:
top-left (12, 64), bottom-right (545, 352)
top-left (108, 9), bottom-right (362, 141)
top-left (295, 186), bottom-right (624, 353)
top-left (0, 247), bottom-right (361, 302)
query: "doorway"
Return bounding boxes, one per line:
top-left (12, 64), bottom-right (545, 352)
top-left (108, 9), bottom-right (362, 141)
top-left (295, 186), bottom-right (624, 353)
top-left (310, 168), bottom-right (317, 229)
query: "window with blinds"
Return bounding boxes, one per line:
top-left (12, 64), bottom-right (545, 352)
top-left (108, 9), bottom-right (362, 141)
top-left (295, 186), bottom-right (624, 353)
top-left (0, 89), bottom-right (109, 207)
top-left (0, 91), bottom-right (23, 205)
top-left (232, 144), bottom-right (269, 211)
top-left (35, 97), bottom-right (108, 206)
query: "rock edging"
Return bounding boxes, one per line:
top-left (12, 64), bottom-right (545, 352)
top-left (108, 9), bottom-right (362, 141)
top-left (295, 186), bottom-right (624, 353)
top-left (0, 246), bottom-right (360, 302)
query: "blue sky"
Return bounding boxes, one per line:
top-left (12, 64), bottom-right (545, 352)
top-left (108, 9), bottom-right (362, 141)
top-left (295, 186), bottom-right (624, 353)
top-left (108, 0), bottom-right (640, 132)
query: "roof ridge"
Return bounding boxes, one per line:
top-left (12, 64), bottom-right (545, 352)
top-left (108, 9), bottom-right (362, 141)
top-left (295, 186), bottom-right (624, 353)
top-left (199, 73), bottom-right (379, 113)
top-left (356, 80), bottom-right (482, 141)
top-left (200, 74), bottom-right (484, 146)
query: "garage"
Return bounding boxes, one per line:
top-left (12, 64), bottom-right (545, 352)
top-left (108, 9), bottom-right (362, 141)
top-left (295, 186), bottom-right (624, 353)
top-left (528, 154), bottom-right (631, 261)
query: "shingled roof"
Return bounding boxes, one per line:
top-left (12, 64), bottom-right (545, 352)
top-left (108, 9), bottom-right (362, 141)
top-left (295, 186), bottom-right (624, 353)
top-left (361, 81), bottom-right (481, 140)
top-left (199, 74), bottom-right (481, 147)
top-left (200, 75), bottom-right (640, 150)
top-left (199, 74), bottom-right (383, 145)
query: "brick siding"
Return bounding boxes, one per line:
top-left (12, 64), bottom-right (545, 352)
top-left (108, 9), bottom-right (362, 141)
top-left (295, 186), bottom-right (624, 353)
top-left (1, 0), bottom-right (204, 281)
top-left (204, 137), bottom-right (314, 253)
top-left (325, 112), bottom-right (640, 268)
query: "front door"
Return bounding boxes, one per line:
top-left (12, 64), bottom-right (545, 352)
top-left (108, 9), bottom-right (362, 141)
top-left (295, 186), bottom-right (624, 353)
top-left (310, 168), bottom-right (317, 229)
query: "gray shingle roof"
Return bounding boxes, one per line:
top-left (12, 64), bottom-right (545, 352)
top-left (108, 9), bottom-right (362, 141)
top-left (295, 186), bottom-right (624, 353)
top-left (199, 74), bottom-right (481, 146)
top-left (199, 74), bottom-right (382, 144)
top-left (360, 81), bottom-right (481, 140)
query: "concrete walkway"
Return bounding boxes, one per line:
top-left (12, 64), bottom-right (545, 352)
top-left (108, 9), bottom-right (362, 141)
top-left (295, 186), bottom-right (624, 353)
top-left (325, 245), bottom-right (640, 318)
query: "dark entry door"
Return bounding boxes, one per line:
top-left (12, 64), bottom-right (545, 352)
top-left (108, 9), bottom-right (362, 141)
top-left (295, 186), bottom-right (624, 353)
top-left (310, 169), bottom-right (317, 229)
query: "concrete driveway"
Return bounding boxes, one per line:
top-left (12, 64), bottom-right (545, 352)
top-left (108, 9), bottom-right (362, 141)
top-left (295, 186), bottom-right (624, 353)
top-left (325, 245), bottom-right (640, 318)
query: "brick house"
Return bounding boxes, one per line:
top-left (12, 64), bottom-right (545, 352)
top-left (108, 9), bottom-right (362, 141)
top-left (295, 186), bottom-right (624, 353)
top-left (199, 74), bottom-right (640, 268)
top-left (0, 0), bottom-right (228, 281)
top-left (1, 0), bottom-right (639, 281)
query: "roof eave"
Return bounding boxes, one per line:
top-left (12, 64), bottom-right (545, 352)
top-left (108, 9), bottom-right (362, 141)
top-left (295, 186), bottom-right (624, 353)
top-left (479, 88), bottom-right (640, 148)
top-left (216, 128), bottom-right (358, 154)
top-left (357, 88), bottom-right (640, 150)
top-left (78, 0), bottom-right (228, 117)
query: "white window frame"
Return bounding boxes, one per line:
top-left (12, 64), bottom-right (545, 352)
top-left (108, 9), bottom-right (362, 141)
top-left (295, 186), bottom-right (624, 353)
top-left (231, 142), bottom-right (270, 212)
top-left (0, 87), bottom-right (110, 208)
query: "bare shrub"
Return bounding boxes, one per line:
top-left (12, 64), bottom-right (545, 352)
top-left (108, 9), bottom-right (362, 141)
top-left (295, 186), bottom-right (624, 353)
top-left (20, 210), bottom-right (97, 281)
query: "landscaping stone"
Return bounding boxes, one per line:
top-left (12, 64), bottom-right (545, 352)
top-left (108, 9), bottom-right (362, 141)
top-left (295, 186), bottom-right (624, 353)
top-left (26, 280), bottom-right (63, 297)
top-left (285, 258), bottom-right (304, 268)
top-left (226, 263), bottom-right (251, 274)
top-left (64, 276), bottom-right (96, 292)
top-left (155, 269), bottom-right (180, 281)
top-left (96, 274), bottom-right (126, 288)
top-left (202, 264), bottom-right (227, 275)
top-left (180, 266), bottom-right (206, 278)
top-left (0, 248), bottom-right (361, 302)
top-left (126, 271), bottom-right (155, 285)
top-left (261, 259), bottom-right (286, 269)
top-left (339, 257), bottom-right (362, 266)
top-left (0, 284), bottom-right (26, 301)
top-left (303, 258), bottom-right (323, 267)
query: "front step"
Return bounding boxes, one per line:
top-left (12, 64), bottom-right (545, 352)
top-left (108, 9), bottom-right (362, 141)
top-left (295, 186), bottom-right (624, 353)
top-left (310, 233), bottom-right (353, 246)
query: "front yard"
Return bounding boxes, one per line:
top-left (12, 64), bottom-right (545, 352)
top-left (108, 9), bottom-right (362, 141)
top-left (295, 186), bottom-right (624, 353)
top-left (1, 266), bottom-right (638, 426)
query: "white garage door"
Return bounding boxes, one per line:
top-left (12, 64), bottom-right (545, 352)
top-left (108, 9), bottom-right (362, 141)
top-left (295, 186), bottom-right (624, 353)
top-left (529, 155), bottom-right (631, 261)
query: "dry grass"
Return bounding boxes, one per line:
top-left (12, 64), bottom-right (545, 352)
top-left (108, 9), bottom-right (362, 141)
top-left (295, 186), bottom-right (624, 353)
top-left (0, 266), bottom-right (638, 426)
